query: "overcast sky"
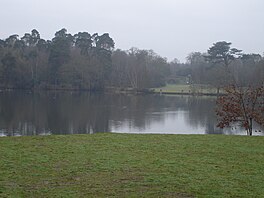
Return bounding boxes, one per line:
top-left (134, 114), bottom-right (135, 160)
top-left (1, 0), bottom-right (263, 62)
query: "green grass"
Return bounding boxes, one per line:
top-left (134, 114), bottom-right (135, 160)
top-left (154, 84), bottom-right (191, 92)
top-left (1, 134), bottom-right (264, 197)
top-left (154, 84), bottom-right (223, 94)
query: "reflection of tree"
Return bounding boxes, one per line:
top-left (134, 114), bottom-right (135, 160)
top-left (0, 91), bottom-right (111, 135)
top-left (44, 92), bottom-right (111, 134)
top-left (205, 120), bottom-right (223, 135)
top-left (108, 94), bottom-right (224, 134)
top-left (1, 91), bottom-right (252, 136)
top-left (185, 96), bottom-right (224, 134)
top-left (109, 95), bottom-right (155, 131)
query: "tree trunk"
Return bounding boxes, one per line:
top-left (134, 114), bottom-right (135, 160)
top-left (34, 59), bottom-right (38, 88)
top-left (248, 118), bottom-right (253, 136)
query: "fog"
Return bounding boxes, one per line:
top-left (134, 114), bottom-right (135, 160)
top-left (1, 0), bottom-right (263, 62)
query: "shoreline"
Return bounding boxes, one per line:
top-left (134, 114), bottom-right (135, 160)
top-left (0, 86), bottom-right (226, 96)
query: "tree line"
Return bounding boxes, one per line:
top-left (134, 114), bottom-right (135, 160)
top-left (173, 41), bottom-right (264, 90)
top-left (0, 29), bottom-right (263, 91)
top-left (0, 29), bottom-right (169, 90)
top-left (0, 28), bottom-right (115, 90)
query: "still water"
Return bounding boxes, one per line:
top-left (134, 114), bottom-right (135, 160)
top-left (0, 91), bottom-right (262, 136)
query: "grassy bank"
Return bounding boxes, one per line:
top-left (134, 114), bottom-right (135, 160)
top-left (154, 84), bottom-right (224, 95)
top-left (1, 134), bottom-right (264, 197)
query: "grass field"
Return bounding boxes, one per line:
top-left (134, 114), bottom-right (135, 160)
top-left (1, 134), bottom-right (264, 197)
top-left (154, 84), bottom-right (224, 94)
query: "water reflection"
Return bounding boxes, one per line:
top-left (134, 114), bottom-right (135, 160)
top-left (0, 91), bottom-right (262, 136)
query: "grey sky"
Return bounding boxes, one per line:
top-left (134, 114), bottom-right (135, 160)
top-left (1, 0), bottom-right (263, 62)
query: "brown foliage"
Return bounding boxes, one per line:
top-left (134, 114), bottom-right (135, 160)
top-left (216, 85), bottom-right (264, 135)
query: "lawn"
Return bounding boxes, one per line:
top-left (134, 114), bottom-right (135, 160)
top-left (1, 134), bottom-right (264, 197)
top-left (154, 84), bottom-right (223, 95)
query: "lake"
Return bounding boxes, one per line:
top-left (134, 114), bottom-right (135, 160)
top-left (0, 91), bottom-right (263, 136)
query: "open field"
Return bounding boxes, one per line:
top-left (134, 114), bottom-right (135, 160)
top-left (153, 84), bottom-right (225, 95)
top-left (1, 134), bottom-right (264, 197)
